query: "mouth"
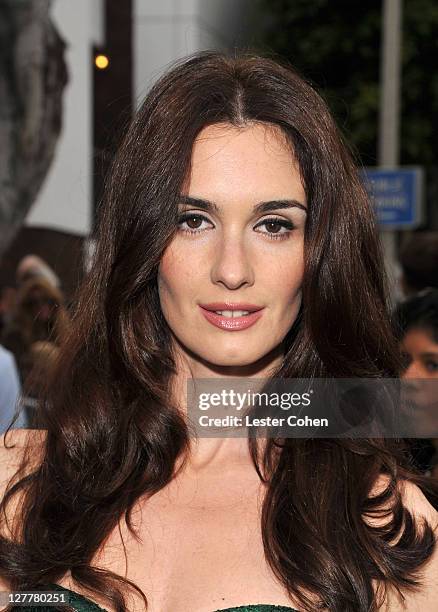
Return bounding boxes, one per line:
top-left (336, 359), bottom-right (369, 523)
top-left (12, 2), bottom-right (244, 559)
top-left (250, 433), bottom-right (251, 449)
top-left (198, 303), bottom-right (265, 331)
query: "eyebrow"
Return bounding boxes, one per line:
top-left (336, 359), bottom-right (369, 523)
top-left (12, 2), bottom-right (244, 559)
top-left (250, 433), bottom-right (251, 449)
top-left (178, 195), bottom-right (307, 214)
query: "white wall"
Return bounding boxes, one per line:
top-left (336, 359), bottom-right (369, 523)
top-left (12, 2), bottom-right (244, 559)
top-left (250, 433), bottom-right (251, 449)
top-left (134, 0), bottom-right (254, 103)
top-left (25, 0), bottom-right (103, 235)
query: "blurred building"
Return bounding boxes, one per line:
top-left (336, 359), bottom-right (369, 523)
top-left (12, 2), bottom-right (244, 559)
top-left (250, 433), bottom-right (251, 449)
top-left (1, 0), bottom-right (256, 297)
top-left (0, 0), bottom-right (104, 298)
top-left (134, 0), bottom-right (255, 101)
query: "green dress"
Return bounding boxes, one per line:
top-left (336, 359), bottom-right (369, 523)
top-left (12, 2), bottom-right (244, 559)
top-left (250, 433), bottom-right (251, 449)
top-left (11, 583), bottom-right (300, 612)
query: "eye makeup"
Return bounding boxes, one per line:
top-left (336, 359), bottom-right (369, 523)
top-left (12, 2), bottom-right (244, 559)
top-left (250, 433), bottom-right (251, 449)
top-left (177, 212), bottom-right (296, 241)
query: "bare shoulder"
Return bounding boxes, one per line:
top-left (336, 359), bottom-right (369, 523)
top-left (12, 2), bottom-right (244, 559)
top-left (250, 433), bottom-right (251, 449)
top-left (369, 474), bottom-right (437, 527)
top-left (0, 427), bottom-right (47, 450)
top-left (0, 428), bottom-right (46, 480)
top-left (0, 429), bottom-right (47, 590)
top-left (0, 429), bottom-right (47, 533)
top-left (371, 475), bottom-right (438, 611)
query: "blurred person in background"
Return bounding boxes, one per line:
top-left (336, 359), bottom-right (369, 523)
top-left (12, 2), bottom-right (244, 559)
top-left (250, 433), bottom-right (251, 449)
top-left (399, 232), bottom-right (438, 297)
top-left (0, 255), bottom-right (59, 335)
top-left (0, 275), bottom-right (70, 393)
top-left (393, 288), bottom-right (438, 478)
top-left (16, 254), bottom-right (61, 289)
top-left (0, 343), bottom-right (27, 432)
top-left (0, 285), bottom-right (17, 334)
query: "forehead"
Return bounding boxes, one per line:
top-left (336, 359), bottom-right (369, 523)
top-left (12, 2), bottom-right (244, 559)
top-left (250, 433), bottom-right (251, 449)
top-left (403, 328), bottom-right (438, 352)
top-left (185, 122), bottom-right (304, 201)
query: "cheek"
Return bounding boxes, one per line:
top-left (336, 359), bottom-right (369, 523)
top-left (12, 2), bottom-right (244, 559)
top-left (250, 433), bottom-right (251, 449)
top-left (158, 250), bottom-right (182, 304)
top-left (157, 244), bottom-right (203, 305)
top-left (262, 249), bottom-right (304, 304)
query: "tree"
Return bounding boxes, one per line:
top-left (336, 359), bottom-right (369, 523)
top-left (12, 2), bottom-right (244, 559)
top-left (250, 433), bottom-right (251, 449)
top-left (256, 0), bottom-right (438, 169)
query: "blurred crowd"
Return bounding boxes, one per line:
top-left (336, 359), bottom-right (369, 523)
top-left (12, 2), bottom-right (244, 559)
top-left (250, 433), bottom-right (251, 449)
top-left (0, 254), bottom-right (70, 430)
top-left (393, 232), bottom-right (438, 479)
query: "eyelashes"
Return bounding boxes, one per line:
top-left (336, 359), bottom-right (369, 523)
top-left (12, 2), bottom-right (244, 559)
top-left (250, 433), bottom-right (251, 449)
top-left (177, 212), bottom-right (296, 241)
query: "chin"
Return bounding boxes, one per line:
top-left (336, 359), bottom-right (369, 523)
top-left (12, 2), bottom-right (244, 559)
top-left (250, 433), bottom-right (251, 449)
top-left (210, 355), bottom-right (259, 367)
top-left (200, 345), bottom-right (270, 368)
top-left (173, 333), bottom-right (279, 372)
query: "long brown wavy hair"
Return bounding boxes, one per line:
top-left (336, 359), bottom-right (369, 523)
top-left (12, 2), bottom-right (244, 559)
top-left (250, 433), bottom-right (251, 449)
top-left (1, 50), bottom-right (437, 612)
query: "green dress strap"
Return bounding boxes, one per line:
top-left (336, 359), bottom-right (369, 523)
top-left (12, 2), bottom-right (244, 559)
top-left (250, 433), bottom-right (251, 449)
top-left (10, 584), bottom-right (300, 612)
top-left (10, 583), bottom-right (108, 612)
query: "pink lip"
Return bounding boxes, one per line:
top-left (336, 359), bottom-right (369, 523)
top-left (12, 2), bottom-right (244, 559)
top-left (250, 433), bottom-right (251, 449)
top-left (199, 302), bottom-right (263, 312)
top-left (198, 305), bottom-right (264, 331)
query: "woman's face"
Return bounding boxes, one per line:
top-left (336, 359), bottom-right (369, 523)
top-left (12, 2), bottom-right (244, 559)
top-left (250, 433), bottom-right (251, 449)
top-left (402, 327), bottom-right (438, 379)
top-left (401, 327), bottom-right (438, 433)
top-left (158, 122), bottom-right (307, 374)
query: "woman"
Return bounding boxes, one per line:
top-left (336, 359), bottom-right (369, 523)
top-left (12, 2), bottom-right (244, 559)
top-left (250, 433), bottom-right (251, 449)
top-left (393, 288), bottom-right (438, 477)
top-left (0, 51), bottom-right (437, 612)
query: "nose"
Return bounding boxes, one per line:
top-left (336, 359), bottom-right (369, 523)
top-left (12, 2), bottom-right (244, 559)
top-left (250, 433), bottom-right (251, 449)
top-left (210, 234), bottom-right (254, 290)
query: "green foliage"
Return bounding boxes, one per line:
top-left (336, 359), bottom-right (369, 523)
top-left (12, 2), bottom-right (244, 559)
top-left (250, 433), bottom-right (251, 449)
top-left (255, 0), bottom-right (438, 167)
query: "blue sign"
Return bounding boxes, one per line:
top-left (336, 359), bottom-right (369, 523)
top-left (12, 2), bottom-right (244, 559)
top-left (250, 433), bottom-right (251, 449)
top-left (361, 167), bottom-right (424, 229)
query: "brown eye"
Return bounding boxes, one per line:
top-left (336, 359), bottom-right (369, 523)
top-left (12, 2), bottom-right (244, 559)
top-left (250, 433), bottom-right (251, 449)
top-left (177, 212), bottom-right (213, 234)
top-left (254, 217), bottom-right (295, 240)
top-left (185, 216), bottom-right (203, 229)
top-left (265, 221), bottom-right (282, 234)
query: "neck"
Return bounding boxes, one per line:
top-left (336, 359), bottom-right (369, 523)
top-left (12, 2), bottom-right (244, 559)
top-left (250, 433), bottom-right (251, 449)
top-left (169, 339), bottom-right (283, 474)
